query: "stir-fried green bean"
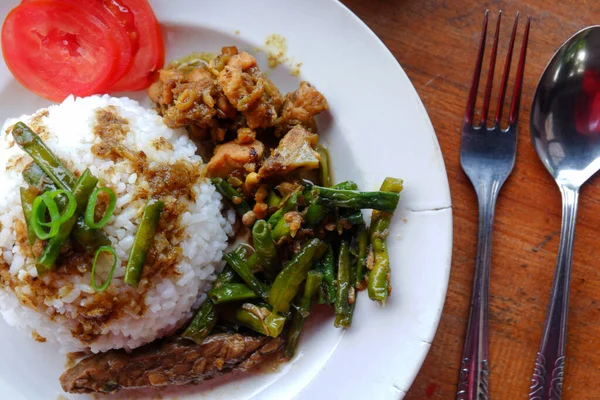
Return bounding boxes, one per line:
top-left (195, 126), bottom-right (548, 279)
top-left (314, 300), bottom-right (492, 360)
top-left (181, 300), bottom-right (217, 344)
top-left (306, 203), bottom-right (327, 225)
top-left (210, 177), bottom-right (251, 217)
top-left (124, 199), bottom-right (164, 288)
top-left (267, 191), bottom-right (298, 228)
top-left (355, 224), bottom-right (369, 290)
top-left (37, 169), bottom-right (98, 275)
top-left (368, 177), bottom-right (403, 305)
top-left (316, 145), bottom-right (332, 187)
top-left (269, 238), bottom-right (323, 313)
top-left (333, 181), bottom-right (358, 191)
top-left (267, 191), bottom-right (282, 208)
top-left (272, 216), bottom-right (291, 242)
top-left (223, 251), bottom-right (269, 300)
top-left (317, 244), bottom-right (336, 304)
top-left (285, 270), bottom-right (323, 358)
top-left (222, 303), bottom-right (285, 338)
top-left (208, 283), bottom-right (259, 304)
top-left (252, 220), bottom-right (278, 279)
top-left (12, 122), bottom-right (76, 191)
top-left (334, 241), bottom-right (351, 327)
top-left (19, 187), bottom-right (37, 246)
top-left (312, 185), bottom-right (400, 212)
top-left (340, 210), bottom-right (365, 227)
top-left (22, 159), bottom-right (110, 251)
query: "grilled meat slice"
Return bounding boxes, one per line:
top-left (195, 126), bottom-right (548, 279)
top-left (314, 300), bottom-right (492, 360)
top-left (60, 333), bottom-right (284, 394)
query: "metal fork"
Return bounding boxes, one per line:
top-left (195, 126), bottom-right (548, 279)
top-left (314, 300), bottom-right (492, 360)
top-left (456, 11), bottom-right (531, 400)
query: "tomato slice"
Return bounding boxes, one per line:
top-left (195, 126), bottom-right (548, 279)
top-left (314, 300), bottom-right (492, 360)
top-left (19, 0), bottom-right (134, 86)
top-left (2, 1), bottom-right (121, 101)
top-left (103, 0), bottom-right (165, 92)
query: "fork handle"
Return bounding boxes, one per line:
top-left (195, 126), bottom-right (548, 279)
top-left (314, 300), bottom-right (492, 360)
top-left (528, 185), bottom-right (579, 400)
top-left (456, 180), bottom-right (500, 400)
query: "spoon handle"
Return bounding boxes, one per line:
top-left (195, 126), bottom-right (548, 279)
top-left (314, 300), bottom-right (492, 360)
top-left (529, 185), bottom-right (579, 400)
top-left (456, 181), bottom-right (499, 400)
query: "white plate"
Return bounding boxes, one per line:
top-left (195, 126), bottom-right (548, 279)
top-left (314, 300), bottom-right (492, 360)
top-left (0, 0), bottom-right (452, 399)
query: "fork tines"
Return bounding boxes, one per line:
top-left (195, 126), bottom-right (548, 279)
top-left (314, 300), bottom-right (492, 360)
top-left (464, 10), bottom-right (531, 130)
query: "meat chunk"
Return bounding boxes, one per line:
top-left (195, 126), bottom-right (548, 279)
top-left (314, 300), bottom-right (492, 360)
top-left (276, 82), bottom-right (329, 135)
top-left (207, 140), bottom-right (265, 178)
top-left (218, 52), bottom-right (283, 129)
top-left (60, 334), bottom-right (284, 394)
top-left (148, 67), bottom-right (219, 130)
top-left (259, 126), bottom-right (320, 177)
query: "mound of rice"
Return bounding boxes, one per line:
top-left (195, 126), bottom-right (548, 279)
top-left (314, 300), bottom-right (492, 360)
top-left (0, 95), bottom-right (233, 353)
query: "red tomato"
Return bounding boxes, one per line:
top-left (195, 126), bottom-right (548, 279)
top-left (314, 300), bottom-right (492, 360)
top-left (2, 0), bottom-right (122, 101)
top-left (18, 0), bottom-right (134, 86)
top-left (103, 0), bottom-right (165, 92)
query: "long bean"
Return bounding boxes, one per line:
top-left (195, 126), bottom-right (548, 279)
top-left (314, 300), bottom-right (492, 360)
top-left (181, 300), bottom-right (217, 344)
top-left (333, 181), bottom-right (358, 191)
top-left (208, 283), bottom-right (259, 304)
top-left (221, 303), bottom-right (285, 338)
top-left (214, 244), bottom-right (253, 288)
top-left (267, 191), bottom-right (298, 229)
top-left (285, 270), bottom-right (323, 358)
top-left (269, 238), bottom-right (323, 313)
top-left (355, 224), bottom-right (369, 290)
top-left (124, 199), bottom-right (164, 287)
top-left (12, 122), bottom-right (76, 191)
top-left (37, 169), bottom-right (98, 275)
top-left (312, 186), bottom-right (400, 212)
top-left (316, 145), bottom-right (332, 187)
top-left (317, 244), bottom-right (336, 304)
top-left (20, 187), bottom-right (38, 246)
top-left (252, 220), bottom-right (278, 279)
top-left (334, 241), bottom-right (351, 327)
top-left (210, 177), bottom-right (251, 217)
top-left (223, 251), bottom-right (269, 300)
top-left (368, 177), bottom-right (403, 305)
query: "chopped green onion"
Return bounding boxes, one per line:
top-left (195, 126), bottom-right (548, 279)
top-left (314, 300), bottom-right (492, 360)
top-left (31, 195), bottom-right (60, 240)
top-left (91, 246), bottom-right (118, 292)
top-left (41, 190), bottom-right (76, 226)
top-left (85, 187), bottom-right (117, 229)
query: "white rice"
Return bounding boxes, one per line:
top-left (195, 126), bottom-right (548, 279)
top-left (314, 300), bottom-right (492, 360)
top-left (0, 95), bottom-right (233, 353)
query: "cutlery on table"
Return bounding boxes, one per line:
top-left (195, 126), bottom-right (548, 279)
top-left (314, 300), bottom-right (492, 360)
top-left (528, 25), bottom-right (600, 400)
top-left (456, 11), bottom-right (530, 400)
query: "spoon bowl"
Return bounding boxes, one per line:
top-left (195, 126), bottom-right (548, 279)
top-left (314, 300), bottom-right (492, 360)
top-left (531, 25), bottom-right (600, 187)
top-left (529, 25), bottom-right (600, 400)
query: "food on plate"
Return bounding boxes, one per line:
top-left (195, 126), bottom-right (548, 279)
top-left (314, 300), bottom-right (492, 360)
top-left (61, 333), bottom-right (284, 394)
top-left (0, 44), bottom-right (403, 395)
top-left (1, 0), bottom-right (164, 101)
top-left (0, 95), bottom-right (231, 353)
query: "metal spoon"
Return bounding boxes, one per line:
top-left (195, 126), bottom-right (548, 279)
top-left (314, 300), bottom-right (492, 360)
top-left (529, 25), bottom-right (600, 399)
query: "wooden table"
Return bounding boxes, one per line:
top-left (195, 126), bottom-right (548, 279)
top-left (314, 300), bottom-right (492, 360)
top-left (340, 0), bottom-right (600, 398)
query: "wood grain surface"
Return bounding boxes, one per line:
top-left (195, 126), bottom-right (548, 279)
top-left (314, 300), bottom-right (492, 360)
top-left (339, 0), bottom-right (600, 399)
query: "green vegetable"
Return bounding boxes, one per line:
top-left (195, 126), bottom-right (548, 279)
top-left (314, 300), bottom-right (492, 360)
top-left (334, 241), bottom-right (351, 327)
top-left (269, 238), bottom-right (323, 313)
top-left (181, 300), bottom-right (217, 344)
top-left (267, 191), bottom-right (298, 229)
top-left (214, 267), bottom-right (239, 288)
top-left (267, 191), bottom-right (282, 208)
top-left (90, 246), bottom-right (117, 292)
top-left (12, 122), bottom-right (76, 191)
top-left (85, 187), bottom-right (117, 229)
top-left (208, 283), bottom-right (259, 304)
top-left (222, 303), bottom-right (285, 338)
top-left (31, 192), bottom-right (62, 240)
top-left (41, 189), bottom-right (77, 226)
top-left (368, 177), bottom-right (403, 305)
top-left (316, 145), bottom-right (332, 187)
top-left (19, 187), bottom-right (38, 246)
top-left (285, 270), bottom-right (323, 358)
top-left (272, 216), bottom-right (291, 242)
top-left (252, 220), bottom-right (278, 279)
top-left (22, 162), bottom-right (111, 252)
top-left (333, 181), bottom-right (358, 191)
top-left (124, 199), bottom-right (164, 287)
top-left (37, 169), bottom-right (99, 275)
top-left (210, 177), bottom-right (250, 217)
top-left (306, 204), bottom-right (327, 225)
top-left (223, 251), bottom-right (269, 300)
top-left (317, 244), bottom-right (336, 304)
top-left (355, 224), bottom-right (369, 289)
top-left (340, 210), bottom-right (365, 226)
top-left (311, 186), bottom-right (400, 212)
